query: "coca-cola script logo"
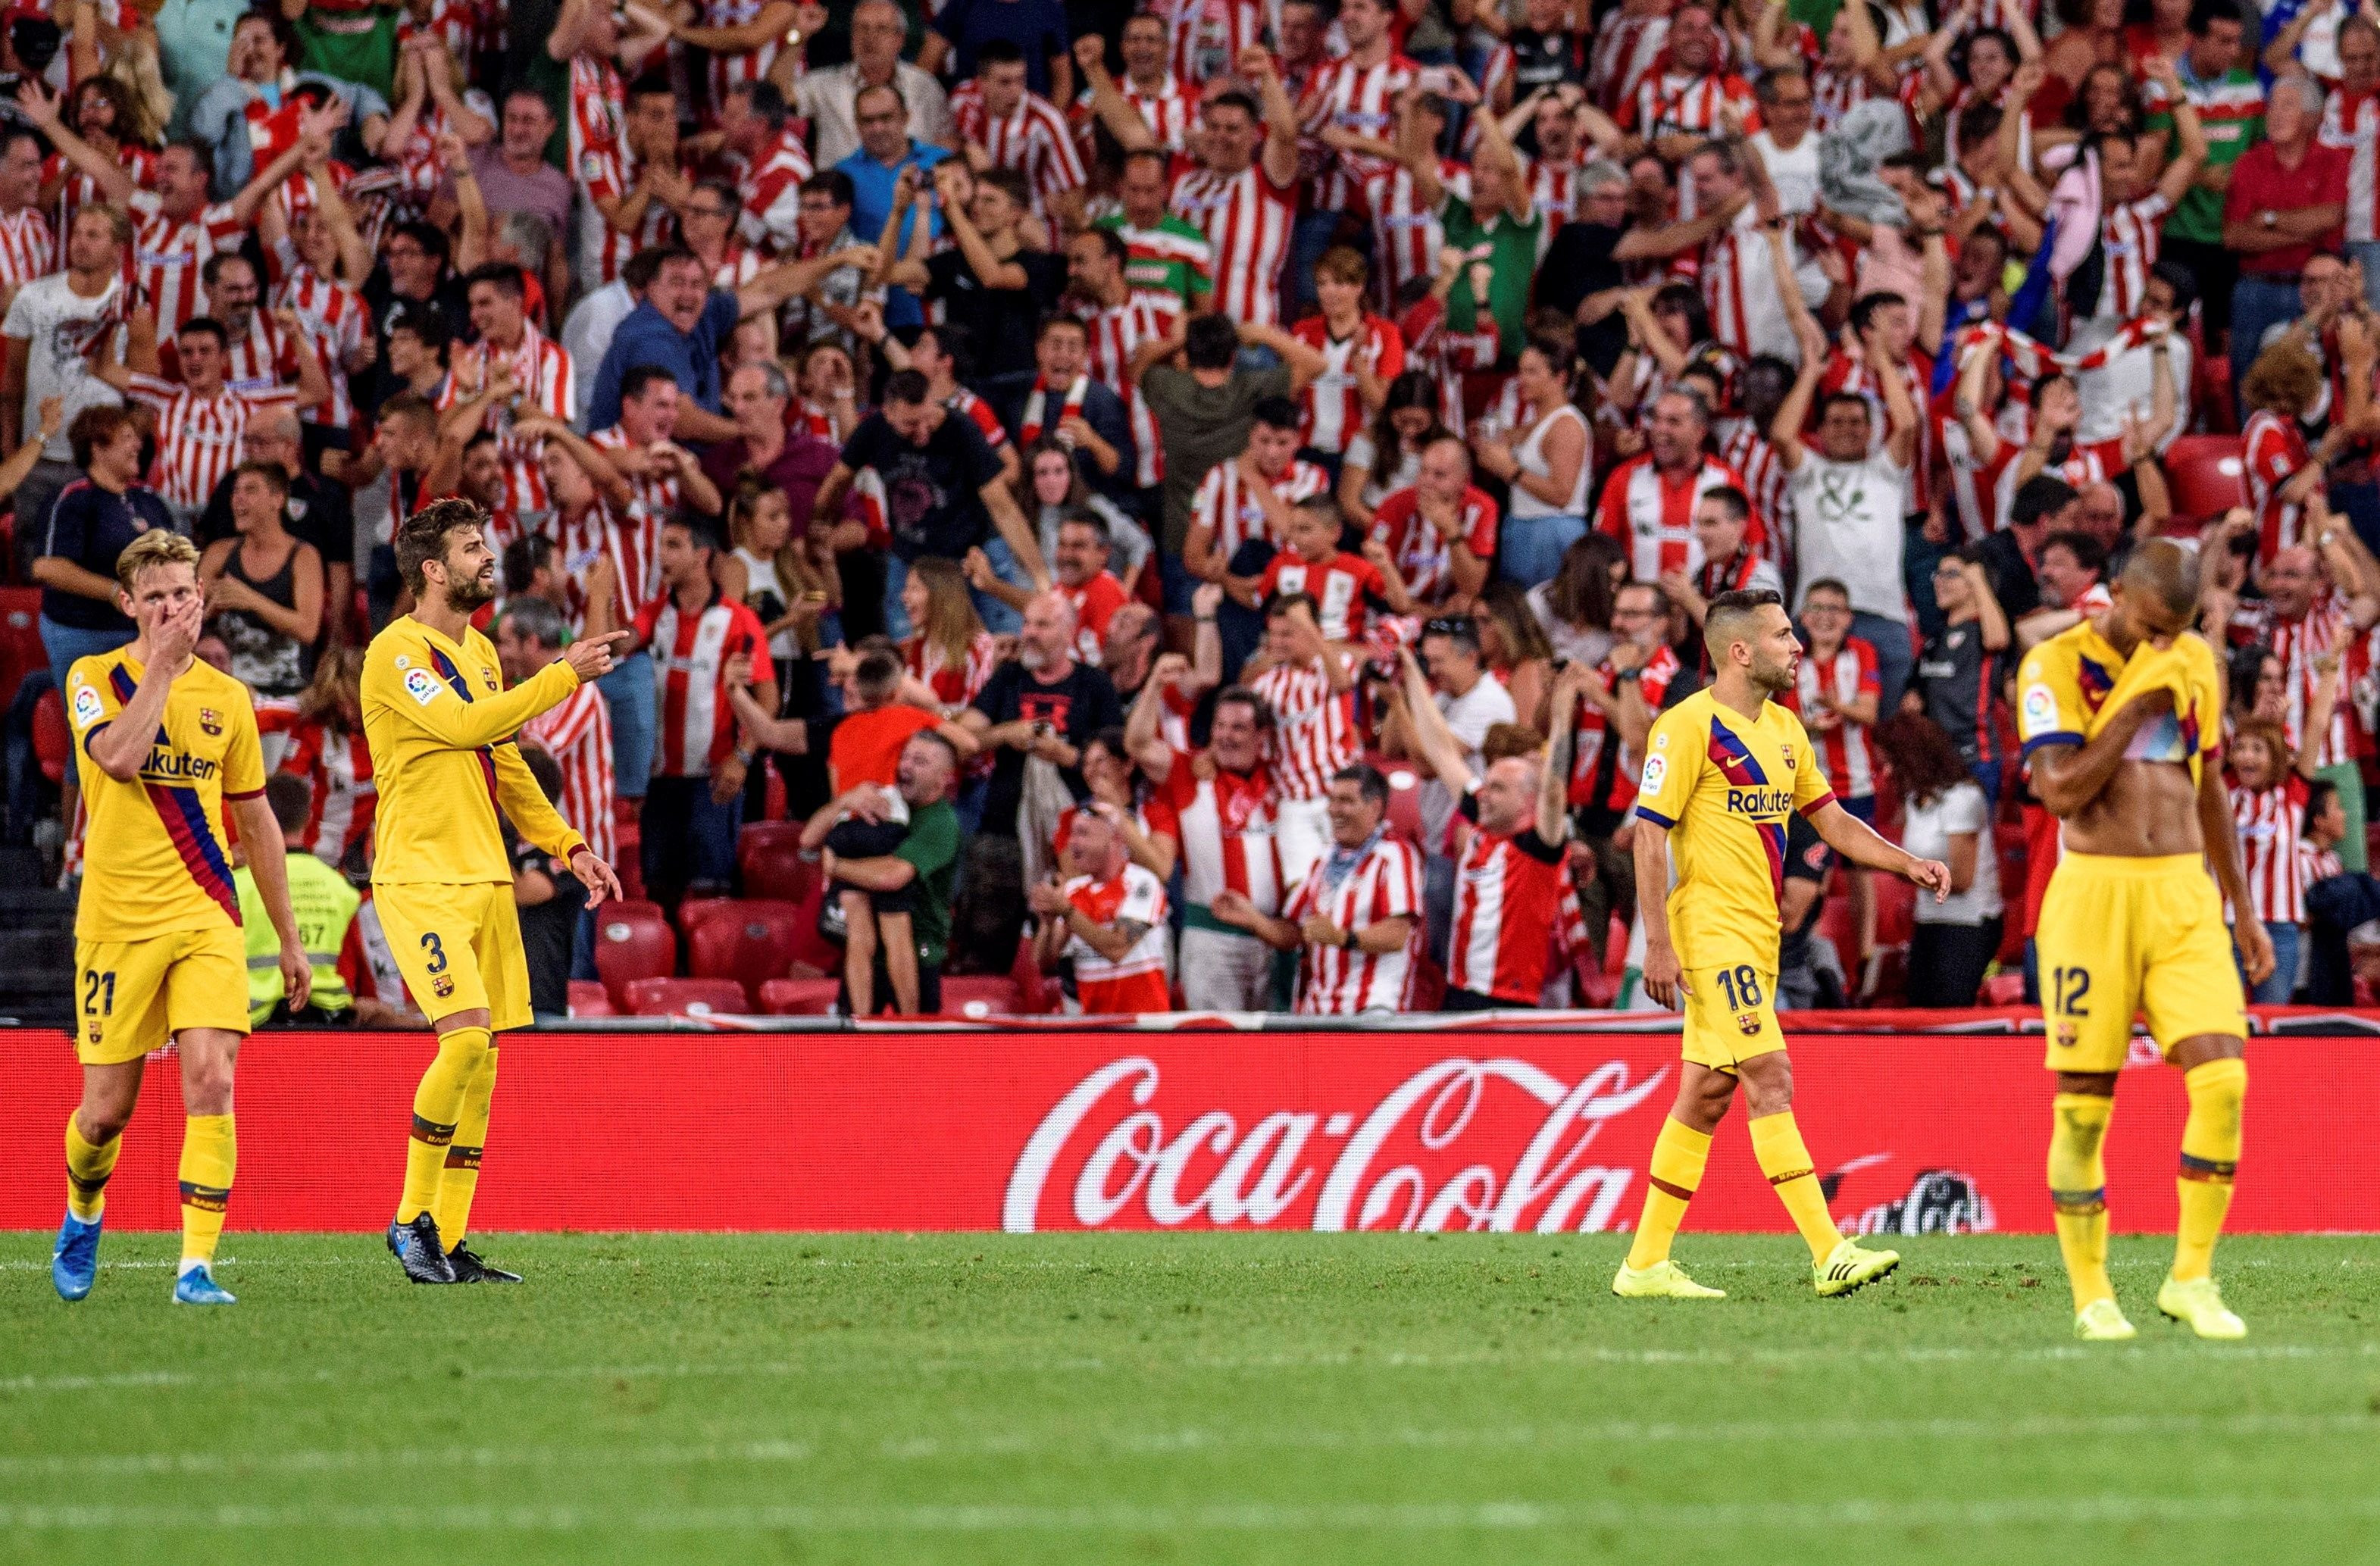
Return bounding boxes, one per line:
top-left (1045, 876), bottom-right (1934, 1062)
top-left (1002, 1056), bottom-right (1668, 1233)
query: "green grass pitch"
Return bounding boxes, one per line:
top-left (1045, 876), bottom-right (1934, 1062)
top-left (5, 1231), bottom-right (2378, 1564)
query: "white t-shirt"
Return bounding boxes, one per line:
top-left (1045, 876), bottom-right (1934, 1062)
top-left (1, 273), bottom-right (124, 464)
top-left (2075, 334), bottom-right (2193, 454)
top-left (1789, 449), bottom-right (1909, 620)
top-left (1421, 673), bottom-right (1519, 850)
top-left (1749, 129), bottom-right (1821, 217)
top-left (1901, 780), bottom-right (2003, 925)
top-left (1343, 432), bottom-right (1422, 511)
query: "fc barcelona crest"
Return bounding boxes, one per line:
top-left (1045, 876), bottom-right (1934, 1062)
top-left (1781, 742), bottom-right (1795, 770)
top-left (1736, 1012), bottom-right (1761, 1036)
top-left (198, 708), bottom-right (222, 736)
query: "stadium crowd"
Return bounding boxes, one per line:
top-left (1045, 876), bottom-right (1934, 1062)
top-left (12, 0), bottom-right (2380, 1021)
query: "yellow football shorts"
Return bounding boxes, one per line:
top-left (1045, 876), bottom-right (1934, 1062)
top-left (2036, 852), bottom-right (2246, 1073)
top-left (1680, 961), bottom-right (1787, 1071)
top-left (372, 880), bottom-right (531, 1033)
top-left (73, 927), bottom-right (249, 1065)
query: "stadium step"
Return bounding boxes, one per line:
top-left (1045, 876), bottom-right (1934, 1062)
top-left (0, 883), bottom-right (77, 1027)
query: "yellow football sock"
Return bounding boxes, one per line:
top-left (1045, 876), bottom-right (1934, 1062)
top-left (2048, 1092), bottom-right (2116, 1310)
top-left (1625, 1118), bottom-right (1713, 1269)
top-left (65, 1115), bottom-right (120, 1223)
top-left (399, 1026), bottom-right (489, 1225)
top-left (177, 1114), bottom-right (235, 1271)
top-left (1750, 1112), bottom-right (1841, 1263)
top-left (432, 1045), bottom-right (498, 1250)
top-left (2175, 1058), bottom-right (2246, 1283)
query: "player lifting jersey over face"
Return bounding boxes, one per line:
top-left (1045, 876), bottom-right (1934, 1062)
top-left (2018, 538), bottom-right (2267, 1343)
top-left (1616, 588), bottom-right (1951, 1303)
top-left (363, 499), bottom-right (628, 1287)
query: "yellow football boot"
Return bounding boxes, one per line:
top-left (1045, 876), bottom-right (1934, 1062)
top-left (1813, 1238), bottom-right (1900, 1297)
top-left (2157, 1275), bottom-right (2247, 1339)
top-left (2073, 1298), bottom-right (2138, 1342)
top-left (1611, 1258), bottom-right (1727, 1299)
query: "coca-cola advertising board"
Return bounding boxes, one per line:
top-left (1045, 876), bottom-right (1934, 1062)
top-left (5, 1027), bottom-right (2375, 1233)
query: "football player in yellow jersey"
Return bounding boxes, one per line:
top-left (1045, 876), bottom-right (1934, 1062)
top-left (364, 499), bottom-right (626, 1285)
top-left (53, 531), bottom-right (311, 1308)
top-left (1614, 589), bottom-right (1953, 1302)
top-left (2016, 541), bottom-right (2269, 1342)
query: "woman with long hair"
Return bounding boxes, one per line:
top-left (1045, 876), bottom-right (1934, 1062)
top-left (718, 474), bottom-right (842, 817)
top-left (1529, 532), bottom-right (1625, 670)
top-left (1476, 582), bottom-right (1556, 731)
top-left (280, 644), bottom-right (374, 870)
top-left (1471, 334), bottom-right (1593, 587)
top-left (45, 76), bottom-right (158, 236)
top-left (899, 555), bottom-right (999, 713)
top-left (1020, 438), bottom-right (1147, 592)
top-left (1339, 370), bottom-right (1445, 530)
top-left (1872, 713), bottom-right (2003, 1008)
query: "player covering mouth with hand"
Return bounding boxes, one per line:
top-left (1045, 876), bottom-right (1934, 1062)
top-left (1615, 588), bottom-right (1953, 1302)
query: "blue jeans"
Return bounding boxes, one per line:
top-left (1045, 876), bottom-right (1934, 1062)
top-left (40, 615), bottom-right (134, 786)
top-left (1498, 513), bottom-right (1587, 589)
top-left (2244, 918), bottom-right (2300, 1005)
top-left (2231, 274), bottom-right (2304, 399)
top-left (1848, 609), bottom-right (1916, 714)
top-left (597, 650), bottom-right (655, 801)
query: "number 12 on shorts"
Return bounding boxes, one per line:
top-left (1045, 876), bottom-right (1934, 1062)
top-left (1715, 965), bottom-right (1763, 1010)
top-left (2050, 965), bottom-right (2091, 1016)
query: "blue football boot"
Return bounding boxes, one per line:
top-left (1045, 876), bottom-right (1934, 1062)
top-left (171, 1264), bottom-right (236, 1306)
top-left (52, 1211), bottom-right (102, 1302)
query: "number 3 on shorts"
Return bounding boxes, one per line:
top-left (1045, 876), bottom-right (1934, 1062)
top-left (421, 933), bottom-right (448, 975)
top-left (1715, 964), bottom-right (1762, 1009)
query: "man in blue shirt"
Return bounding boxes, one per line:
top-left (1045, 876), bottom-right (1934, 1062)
top-left (586, 243), bottom-right (874, 435)
top-left (837, 82), bottom-right (948, 329)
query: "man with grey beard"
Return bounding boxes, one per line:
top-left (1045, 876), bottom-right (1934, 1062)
top-left (961, 592), bottom-right (1122, 835)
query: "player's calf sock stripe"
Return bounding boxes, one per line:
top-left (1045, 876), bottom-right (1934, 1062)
top-left (64, 1117), bottom-right (122, 1222)
top-left (444, 1145), bottom-right (483, 1171)
top-left (1765, 1166), bottom-right (1815, 1187)
top-left (1647, 1175), bottom-right (1697, 1202)
top-left (1748, 1113), bottom-right (1842, 1263)
top-left (405, 1027), bottom-right (491, 1219)
top-left (2178, 1153), bottom-right (2237, 1182)
top-left (411, 1114), bottom-right (458, 1147)
top-left (1626, 1119), bottom-right (1713, 1271)
top-left (176, 1183), bottom-right (231, 1213)
top-left (177, 1114), bottom-right (235, 1268)
top-left (2175, 1058), bottom-right (2247, 1282)
top-left (2050, 1187), bottom-right (2109, 1215)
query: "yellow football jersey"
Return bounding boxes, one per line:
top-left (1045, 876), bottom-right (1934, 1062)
top-left (65, 651), bottom-right (265, 943)
top-left (2015, 620), bottom-right (2221, 781)
top-left (361, 617), bottom-right (586, 887)
top-left (1632, 688), bottom-right (1837, 971)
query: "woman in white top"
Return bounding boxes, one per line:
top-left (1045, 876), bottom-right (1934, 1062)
top-left (1875, 713), bottom-right (2003, 1008)
top-left (716, 474), bottom-right (840, 814)
top-left (1470, 334), bottom-right (1592, 587)
top-left (1023, 439), bottom-right (1149, 593)
top-left (1337, 370), bottom-right (1444, 530)
top-left (1526, 531), bottom-right (1625, 670)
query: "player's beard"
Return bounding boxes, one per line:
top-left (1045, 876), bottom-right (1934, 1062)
top-left (444, 567), bottom-right (497, 614)
top-left (1748, 650), bottom-right (1796, 699)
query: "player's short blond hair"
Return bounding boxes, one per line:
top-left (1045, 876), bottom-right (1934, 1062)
top-left (114, 530), bottom-right (199, 592)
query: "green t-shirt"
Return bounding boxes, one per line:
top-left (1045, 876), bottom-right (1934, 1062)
top-left (1140, 363), bottom-right (1293, 553)
top-left (1094, 212), bottom-right (1215, 312)
top-left (293, 9), bottom-right (400, 102)
top-left (235, 853), bottom-right (358, 1026)
top-left (896, 800), bottom-right (961, 967)
top-left (2145, 66), bottom-right (2264, 245)
top-left (1440, 197), bottom-right (1547, 369)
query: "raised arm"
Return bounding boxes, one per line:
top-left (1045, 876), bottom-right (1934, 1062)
top-left (1246, 45), bottom-right (1303, 189)
top-left (14, 80), bottom-right (133, 205)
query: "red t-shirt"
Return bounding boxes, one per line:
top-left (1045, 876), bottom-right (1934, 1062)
top-left (829, 704), bottom-right (938, 791)
top-left (1257, 549), bottom-right (1388, 641)
top-left (1064, 570), bottom-right (1129, 664)
top-left (2223, 140), bottom-right (2350, 277)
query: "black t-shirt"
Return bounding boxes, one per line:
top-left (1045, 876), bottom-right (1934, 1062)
top-left (38, 481), bottom-right (179, 632)
top-left (1916, 618), bottom-right (2003, 767)
top-left (839, 409), bottom-right (1003, 561)
top-left (197, 471), bottom-right (355, 568)
top-left (1538, 222), bottom-right (1628, 377)
top-left (361, 274), bottom-right (471, 417)
top-left (510, 836), bottom-right (588, 1018)
top-left (970, 658), bottom-right (1123, 835)
top-left (1975, 528), bottom-right (2043, 623)
top-left (924, 246), bottom-right (1067, 380)
top-left (1506, 27), bottom-right (1584, 99)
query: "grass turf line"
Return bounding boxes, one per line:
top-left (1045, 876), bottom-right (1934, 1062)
top-left (5, 1231), bottom-right (2378, 1565)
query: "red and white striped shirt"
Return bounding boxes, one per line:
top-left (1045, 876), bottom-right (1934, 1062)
top-left (1594, 452), bottom-right (1757, 580)
top-left (1158, 748), bottom-right (1281, 914)
top-left (2271, 593), bottom-right (2362, 770)
top-left (1720, 423), bottom-right (1794, 564)
top-left (732, 125), bottom-right (816, 251)
top-left (1079, 72), bottom-right (1196, 158)
top-left (1518, 148), bottom-right (1589, 227)
top-left (1570, 643), bottom-right (1682, 812)
top-left (551, 497), bottom-right (627, 633)
top-left (1366, 484), bottom-right (1499, 605)
top-left (590, 424), bottom-right (682, 529)
top-left (127, 191), bottom-right (246, 331)
top-left (1446, 820), bottom-right (1586, 1005)
top-left (2233, 774), bottom-right (2310, 925)
top-left (568, 52), bottom-right (627, 198)
top-left (439, 324), bottom-right (574, 513)
top-left (1249, 652), bottom-right (1361, 802)
top-left (2322, 84), bottom-right (2380, 244)
top-left (1699, 214), bottom-right (1800, 364)
top-left (1587, 11), bottom-right (1668, 113)
top-left (170, 308), bottom-right (302, 401)
top-left (1168, 159), bottom-right (1299, 325)
top-left (1780, 636), bottom-right (1880, 799)
top-left (636, 589), bottom-right (769, 777)
top-left (1083, 292), bottom-right (1180, 487)
top-left (2245, 408), bottom-right (2313, 561)
top-left (1362, 158), bottom-right (1471, 311)
top-left (951, 82), bottom-right (1087, 217)
top-left (1190, 456), bottom-right (1331, 560)
top-left (1810, 61), bottom-right (1876, 133)
top-left (904, 629), bottom-right (1001, 708)
top-left (1301, 54), bottom-right (1418, 211)
top-left (1282, 832), bottom-right (1423, 1014)
top-left (1060, 862), bottom-right (1171, 1012)
top-left (702, 0), bottom-right (787, 113)
top-left (1290, 313), bottom-right (1406, 455)
top-left (524, 678), bottom-right (616, 866)
top-left (48, 144), bottom-right (158, 241)
top-left (1158, 0), bottom-right (1265, 84)
top-left (1622, 67), bottom-right (1759, 151)
top-left (2096, 194), bottom-right (2172, 323)
top-left (1259, 549), bottom-right (1390, 642)
top-left (274, 261), bottom-right (371, 433)
top-left (0, 205), bottom-right (55, 289)
top-left (277, 717), bottom-right (375, 865)
top-left (123, 374), bottom-right (296, 511)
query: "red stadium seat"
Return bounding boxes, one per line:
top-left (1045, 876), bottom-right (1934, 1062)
top-left (2194, 355), bottom-right (2236, 435)
top-left (623, 976), bottom-right (749, 1016)
top-left (2163, 435), bottom-right (2247, 529)
top-left (759, 976), bottom-right (842, 1015)
top-left (1371, 754), bottom-right (1425, 846)
top-left (593, 899), bottom-right (675, 1008)
top-left (785, 880), bottom-right (843, 974)
top-left (0, 586), bottom-right (42, 714)
top-left (1010, 936), bottom-right (1056, 1014)
top-left (567, 979), bottom-right (615, 1018)
top-left (740, 821), bottom-right (818, 902)
top-left (937, 975), bottom-right (1023, 1018)
top-left (685, 899), bottom-right (806, 1007)
top-left (33, 686), bottom-right (67, 784)
top-left (676, 895), bottom-right (735, 935)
